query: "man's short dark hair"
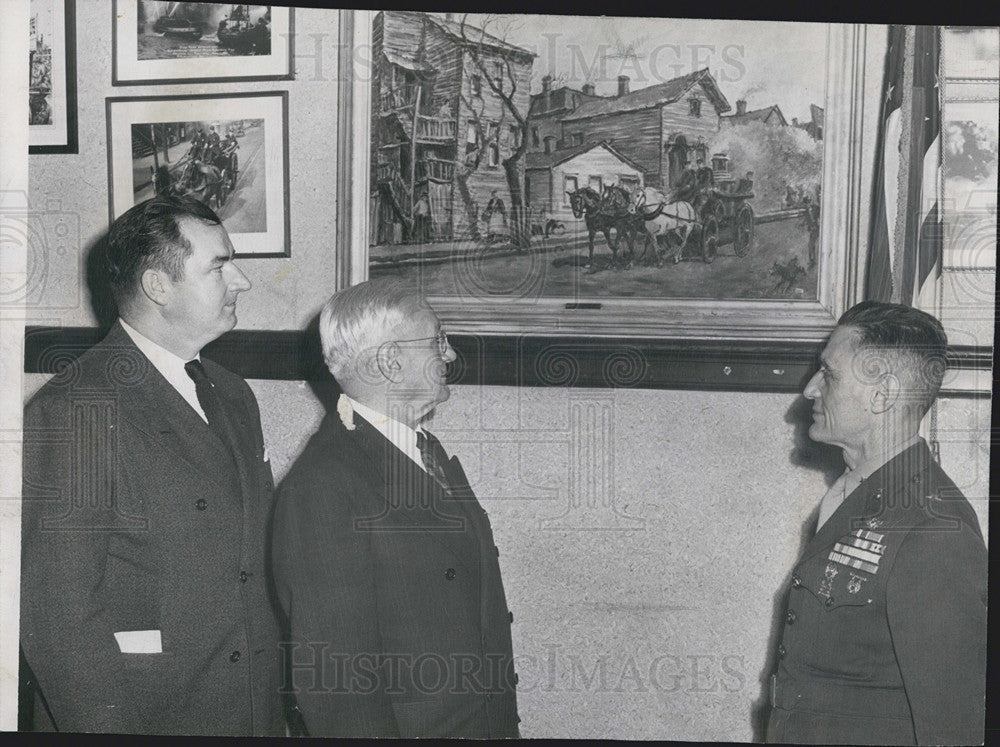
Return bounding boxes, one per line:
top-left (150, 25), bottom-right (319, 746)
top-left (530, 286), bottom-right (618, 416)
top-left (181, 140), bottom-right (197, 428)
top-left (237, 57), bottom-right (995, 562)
top-left (837, 301), bottom-right (949, 413)
top-left (107, 195), bottom-right (221, 309)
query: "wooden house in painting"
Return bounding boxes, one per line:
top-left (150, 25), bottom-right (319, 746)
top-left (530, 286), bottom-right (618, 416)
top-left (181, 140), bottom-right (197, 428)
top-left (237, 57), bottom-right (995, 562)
top-left (525, 140), bottom-right (645, 224)
top-left (558, 69), bottom-right (731, 190)
top-left (720, 99), bottom-right (789, 129)
top-left (370, 11), bottom-right (534, 245)
top-left (528, 76), bottom-right (603, 155)
top-left (792, 104), bottom-right (825, 140)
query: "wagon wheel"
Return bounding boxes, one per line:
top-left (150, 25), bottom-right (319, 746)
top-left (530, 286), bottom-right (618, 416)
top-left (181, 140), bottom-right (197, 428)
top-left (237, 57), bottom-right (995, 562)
top-left (734, 204), bottom-right (754, 257)
top-left (701, 216), bottom-right (719, 263)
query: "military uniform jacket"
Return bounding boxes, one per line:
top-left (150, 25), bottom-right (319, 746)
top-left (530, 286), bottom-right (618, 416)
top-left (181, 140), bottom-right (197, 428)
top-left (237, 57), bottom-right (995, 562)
top-left (272, 412), bottom-right (519, 738)
top-left (20, 322), bottom-right (284, 735)
top-left (767, 440), bottom-right (986, 745)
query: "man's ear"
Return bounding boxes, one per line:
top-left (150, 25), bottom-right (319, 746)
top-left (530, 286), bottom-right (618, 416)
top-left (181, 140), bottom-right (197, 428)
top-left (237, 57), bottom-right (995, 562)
top-left (139, 268), bottom-right (170, 307)
top-left (376, 341), bottom-right (403, 382)
top-left (870, 374), bottom-right (900, 414)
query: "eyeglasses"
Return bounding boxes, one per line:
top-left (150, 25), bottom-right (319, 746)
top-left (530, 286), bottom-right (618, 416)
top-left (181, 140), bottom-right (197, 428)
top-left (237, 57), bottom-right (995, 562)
top-left (392, 328), bottom-right (450, 358)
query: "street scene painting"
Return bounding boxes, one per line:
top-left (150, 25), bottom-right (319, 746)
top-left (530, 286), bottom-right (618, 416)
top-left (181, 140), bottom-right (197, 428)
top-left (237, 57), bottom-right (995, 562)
top-left (368, 12), bottom-right (828, 301)
top-left (29, 0), bottom-right (75, 152)
top-left (113, 1), bottom-right (292, 84)
top-left (130, 118), bottom-right (267, 234)
top-left (109, 92), bottom-right (289, 256)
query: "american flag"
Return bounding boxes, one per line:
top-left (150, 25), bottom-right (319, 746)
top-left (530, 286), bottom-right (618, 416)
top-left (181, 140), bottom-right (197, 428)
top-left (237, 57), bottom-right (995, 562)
top-left (865, 26), bottom-right (942, 309)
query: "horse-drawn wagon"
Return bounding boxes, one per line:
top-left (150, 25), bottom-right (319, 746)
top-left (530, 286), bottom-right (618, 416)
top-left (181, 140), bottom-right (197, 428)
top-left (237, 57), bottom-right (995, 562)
top-left (695, 187), bottom-right (755, 262)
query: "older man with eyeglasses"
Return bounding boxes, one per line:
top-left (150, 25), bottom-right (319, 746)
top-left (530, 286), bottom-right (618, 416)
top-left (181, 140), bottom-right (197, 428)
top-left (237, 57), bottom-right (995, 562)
top-left (271, 279), bottom-right (520, 739)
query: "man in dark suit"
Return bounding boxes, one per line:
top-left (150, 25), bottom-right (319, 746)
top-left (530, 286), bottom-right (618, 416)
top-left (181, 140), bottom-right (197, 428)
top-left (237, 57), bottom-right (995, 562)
top-left (272, 279), bottom-right (519, 738)
top-left (20, 195), bottom-right (284, 735)
top-left (767, 301), bottom-right (986, 745)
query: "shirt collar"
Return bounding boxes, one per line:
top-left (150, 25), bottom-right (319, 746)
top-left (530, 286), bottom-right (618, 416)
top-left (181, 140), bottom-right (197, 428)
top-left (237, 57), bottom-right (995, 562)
top-left (119, 318), bottom-right (199, 374)
top-left (345, 396), bottom-right (426, 470)
top-left (849, 433), bottom-right (922, 483)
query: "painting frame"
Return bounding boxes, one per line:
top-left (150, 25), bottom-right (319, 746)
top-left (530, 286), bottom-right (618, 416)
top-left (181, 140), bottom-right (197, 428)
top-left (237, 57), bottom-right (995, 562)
top-left (111, 1), bottom-right (294, 86)
top-left (344, 12), bottom-right (873, 349)
top-left (28, 0), bottom-right (78, 154)
top-left (106, 91), bottom-right (291, 259)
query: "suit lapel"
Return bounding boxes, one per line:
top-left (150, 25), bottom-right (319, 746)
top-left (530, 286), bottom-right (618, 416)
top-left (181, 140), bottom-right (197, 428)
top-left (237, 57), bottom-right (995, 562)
top-left (104, 325), bottom-right (239, 499)
top-left (340, 415), bottom-right (478, 565)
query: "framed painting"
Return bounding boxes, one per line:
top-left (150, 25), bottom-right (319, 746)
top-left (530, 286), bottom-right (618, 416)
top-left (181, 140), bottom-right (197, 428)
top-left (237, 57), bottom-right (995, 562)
top-left (111, 1), bottom-right (293, 85)
top-left (107, 91), bottom-right (291, 258)
top-left (345, 11), bottom-right (873, 356)
top-left (29, 0), bottom-right (77, 154)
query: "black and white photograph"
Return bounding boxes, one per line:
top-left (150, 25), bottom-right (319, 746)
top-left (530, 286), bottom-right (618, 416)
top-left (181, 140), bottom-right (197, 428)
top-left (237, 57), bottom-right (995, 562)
top-left (112, 1), bottom-right (293, 84)
top-left (108, 92), bottom-right (289, 256)
top-left (28, 0), bottom-right (77, 153)
top-left (4, 4), bottom-right (997, 742)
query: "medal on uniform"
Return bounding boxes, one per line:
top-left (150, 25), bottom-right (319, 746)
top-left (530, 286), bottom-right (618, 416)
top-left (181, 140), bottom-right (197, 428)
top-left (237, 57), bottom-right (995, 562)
top-left (847, 573), bottom-right (867, 594)
top-left (819, 561), bottom-right (838, 598)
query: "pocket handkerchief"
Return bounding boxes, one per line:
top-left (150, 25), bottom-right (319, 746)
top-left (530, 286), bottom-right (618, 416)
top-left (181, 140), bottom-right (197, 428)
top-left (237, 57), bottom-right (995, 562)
top-left (114, 629), bottom-right (162, 654)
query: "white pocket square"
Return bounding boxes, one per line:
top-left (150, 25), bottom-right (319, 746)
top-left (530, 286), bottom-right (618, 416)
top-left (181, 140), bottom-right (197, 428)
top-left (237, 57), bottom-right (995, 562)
top-left (114, 629), bottom-right (162, 654)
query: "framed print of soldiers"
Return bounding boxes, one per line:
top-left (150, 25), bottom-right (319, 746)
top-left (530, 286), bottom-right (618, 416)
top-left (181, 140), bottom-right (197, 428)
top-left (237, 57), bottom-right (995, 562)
top-left (271, 279), bottom-right (520, 738)
top-left (20, 195), bottom-right (285, 735)
top-left (766, 301), bottom-right (986, 746)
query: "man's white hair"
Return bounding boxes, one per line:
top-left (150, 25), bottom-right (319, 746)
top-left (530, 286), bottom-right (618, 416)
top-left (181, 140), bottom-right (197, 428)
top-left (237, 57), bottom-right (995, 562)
top-left (318, 279), bottom-right (426, 384)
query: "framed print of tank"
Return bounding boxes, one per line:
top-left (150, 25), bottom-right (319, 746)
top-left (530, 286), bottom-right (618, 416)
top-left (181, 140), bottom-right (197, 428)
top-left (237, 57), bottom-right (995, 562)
top-left (111, 1), bottom-right (293, 85)
top-left (341, 11), bottom-right (876, 355)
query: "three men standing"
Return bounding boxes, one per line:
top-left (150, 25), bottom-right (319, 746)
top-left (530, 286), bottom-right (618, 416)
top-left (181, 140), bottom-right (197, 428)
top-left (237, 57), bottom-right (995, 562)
top-left (767, 301), bottom-right (986, 745)
top-left (20, 196), bottom-right (284, 734)
top-left (271, 279), bottom-right (519, 738)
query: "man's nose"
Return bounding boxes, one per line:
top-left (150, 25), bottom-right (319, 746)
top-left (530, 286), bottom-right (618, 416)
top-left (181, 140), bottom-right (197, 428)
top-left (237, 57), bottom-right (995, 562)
top-left (442, 340), bottom-right (457, 363)
top-left (803, 371), bottom-right (821, 399)
top-left (230, 263), bottom-right (252, 292)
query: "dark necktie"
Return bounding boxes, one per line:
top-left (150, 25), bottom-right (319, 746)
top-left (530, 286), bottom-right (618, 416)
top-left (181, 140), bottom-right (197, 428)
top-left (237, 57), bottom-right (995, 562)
top-left (416, 429), bottom-right (451, 491)
top-left (184, 359), bottom-right (236, 452)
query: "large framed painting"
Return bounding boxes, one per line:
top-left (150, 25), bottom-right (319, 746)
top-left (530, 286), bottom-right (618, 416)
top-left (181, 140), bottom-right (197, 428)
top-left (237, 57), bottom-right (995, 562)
top-left (344, 13), bottom-right (874, 357)
top-left (112, 1), bottom-right (293, 85)
top-left (107, 91), bottom-right (290, 257)
top-left (29, 0), bottom-right (77, 154)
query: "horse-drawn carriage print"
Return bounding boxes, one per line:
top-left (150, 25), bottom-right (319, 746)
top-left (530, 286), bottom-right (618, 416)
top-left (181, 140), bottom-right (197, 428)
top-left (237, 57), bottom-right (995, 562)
top-left (368, 11), bottom-right (827, 302)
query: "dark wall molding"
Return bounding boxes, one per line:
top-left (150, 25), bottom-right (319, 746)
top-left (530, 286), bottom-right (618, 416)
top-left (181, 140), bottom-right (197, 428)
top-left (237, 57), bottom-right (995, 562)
top-left (23, 326), bottom-right (994, 396)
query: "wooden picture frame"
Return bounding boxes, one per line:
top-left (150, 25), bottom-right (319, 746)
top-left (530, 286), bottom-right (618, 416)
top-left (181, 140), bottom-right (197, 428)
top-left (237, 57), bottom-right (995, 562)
top-left (28, 0), bottom-right (77, 154)
top-left (107, 91), bottom-right (291, 258)
top-left (111, 1), bottom-right (293, 86)
top-left (348, 15), bottom-right (869, 340)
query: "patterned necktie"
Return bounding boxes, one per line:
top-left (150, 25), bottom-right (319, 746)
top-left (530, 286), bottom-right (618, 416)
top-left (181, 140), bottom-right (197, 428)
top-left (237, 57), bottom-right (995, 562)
top-left (416, 429), bottom-right (451, 491)
top-left (184, 359), bottom-right (235, 451)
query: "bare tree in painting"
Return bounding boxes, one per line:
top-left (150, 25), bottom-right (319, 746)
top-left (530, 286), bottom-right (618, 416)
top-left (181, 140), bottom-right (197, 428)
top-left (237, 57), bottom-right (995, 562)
top-left (457, 14), bottom-right (532, 249)
top-left (456, 90), bottom-right (489, 242)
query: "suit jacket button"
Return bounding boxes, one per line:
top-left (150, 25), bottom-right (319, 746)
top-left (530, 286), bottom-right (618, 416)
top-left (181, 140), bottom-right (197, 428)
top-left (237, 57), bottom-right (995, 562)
top-left (495, 546), bottom-right (500, 556)
top-left (777, 644), bottom-right (786, 659)
top-left (445, 568), bottom-right (456, 580)
top-left (508, 611), bottom-right (514, 622)
top-left (786, 609), bottom-right (796, 625)
top-left (239, 571), bottom-right (249, 584)
top-left (230, 650), bottom-right (241, 663)
top-left (791, 574), bottom-right (801, 588)
top-left (196, 498), bottom-right (208, 510)
top-left (513, 672), bottom-right (519, 684)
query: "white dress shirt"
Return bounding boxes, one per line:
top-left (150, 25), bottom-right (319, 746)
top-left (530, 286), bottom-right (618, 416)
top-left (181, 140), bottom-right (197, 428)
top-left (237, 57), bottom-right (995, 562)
top-left (120, 318), bottom-right (207, 423)
top-left (815, 434), bottom-right (922, 532)
top-left (345, 396), bottom-right (430, 475)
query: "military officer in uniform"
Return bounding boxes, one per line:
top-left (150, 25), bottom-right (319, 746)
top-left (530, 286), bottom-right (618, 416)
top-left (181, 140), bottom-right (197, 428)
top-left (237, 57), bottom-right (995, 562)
top-left (766, 301), bottom-right (986, 745)
top-left (272, 279), bottom-right (520, 738)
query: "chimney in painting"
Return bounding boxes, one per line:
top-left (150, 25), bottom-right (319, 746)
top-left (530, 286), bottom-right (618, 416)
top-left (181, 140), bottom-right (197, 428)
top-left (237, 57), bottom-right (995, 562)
top-left (617, 75), bottom-right (629, 97)
top-left (736, 99), bottom-right (747, 116)
top-left (542, 74), bottom-right (552, 111)
top-left (582, 82), bottom-right (595, 96)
